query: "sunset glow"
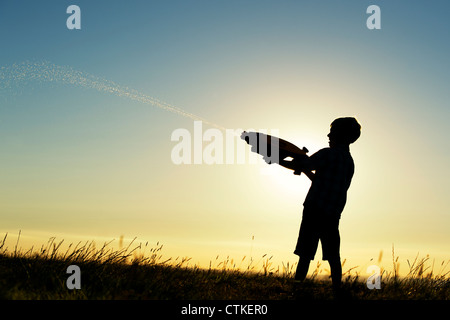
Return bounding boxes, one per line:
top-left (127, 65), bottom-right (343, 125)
top-left (1, 1), bottom-right (449, 278)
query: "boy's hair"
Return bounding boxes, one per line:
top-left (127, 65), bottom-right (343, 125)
top-left (330, 117), bottom-right (361, 144)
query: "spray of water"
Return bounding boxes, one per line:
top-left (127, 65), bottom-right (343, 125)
top-left (0, 61), bottom-right (227, 131)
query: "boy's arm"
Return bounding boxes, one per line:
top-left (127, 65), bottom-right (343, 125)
top-left (293, 148), bottom-right (330, 181)
top-left (278, 158), bottom-right (315, 181)
top-left (277, 158), bottom-right (296, 170)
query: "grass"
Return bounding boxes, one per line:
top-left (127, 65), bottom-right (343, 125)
top-left (0, 233), bottom-right (448, 300)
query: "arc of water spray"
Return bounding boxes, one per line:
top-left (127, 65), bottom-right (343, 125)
top-left (0, 61), bottom-right (227, 131)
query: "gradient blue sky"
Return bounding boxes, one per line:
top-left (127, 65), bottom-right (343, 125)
top-left (1, 1), bottom-right (449, 274)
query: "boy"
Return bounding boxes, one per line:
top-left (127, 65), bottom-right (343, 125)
top-left (278, 117), bottom-right (361, 292)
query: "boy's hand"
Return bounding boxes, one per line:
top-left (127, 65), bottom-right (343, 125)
top-left (292, 157), bottom-right (305, 173)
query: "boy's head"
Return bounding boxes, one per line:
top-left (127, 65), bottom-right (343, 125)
top-left (328, 117), bottom-right (361, 146)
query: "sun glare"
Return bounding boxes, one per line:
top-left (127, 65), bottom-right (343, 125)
top-left (259, 163), bottom-right (311, 198)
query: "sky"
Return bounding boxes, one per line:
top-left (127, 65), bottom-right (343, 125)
top-left (0, 0), bottom-right (449, 276)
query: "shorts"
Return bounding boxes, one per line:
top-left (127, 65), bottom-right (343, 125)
top-left (294, 206), bottom-right (340, 261)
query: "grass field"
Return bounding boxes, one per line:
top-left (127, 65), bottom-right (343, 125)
top-left (0, 233), bottom-right (448, 300)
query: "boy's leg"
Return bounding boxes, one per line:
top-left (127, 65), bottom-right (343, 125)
top-left (295, 258), bottom-right (310, 281)
top-left (328, 258), bottom-right (342, 290)
top-left (294, 207), bottom-right (319, 281)
top-left (319, 216), bottom-right (341, 287)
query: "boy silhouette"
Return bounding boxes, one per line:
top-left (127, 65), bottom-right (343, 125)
top-left (278, 117), bottom-right (361, 293)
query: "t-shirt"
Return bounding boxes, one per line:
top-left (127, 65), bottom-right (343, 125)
top-left (299, 146), bottom-right (354, 218)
